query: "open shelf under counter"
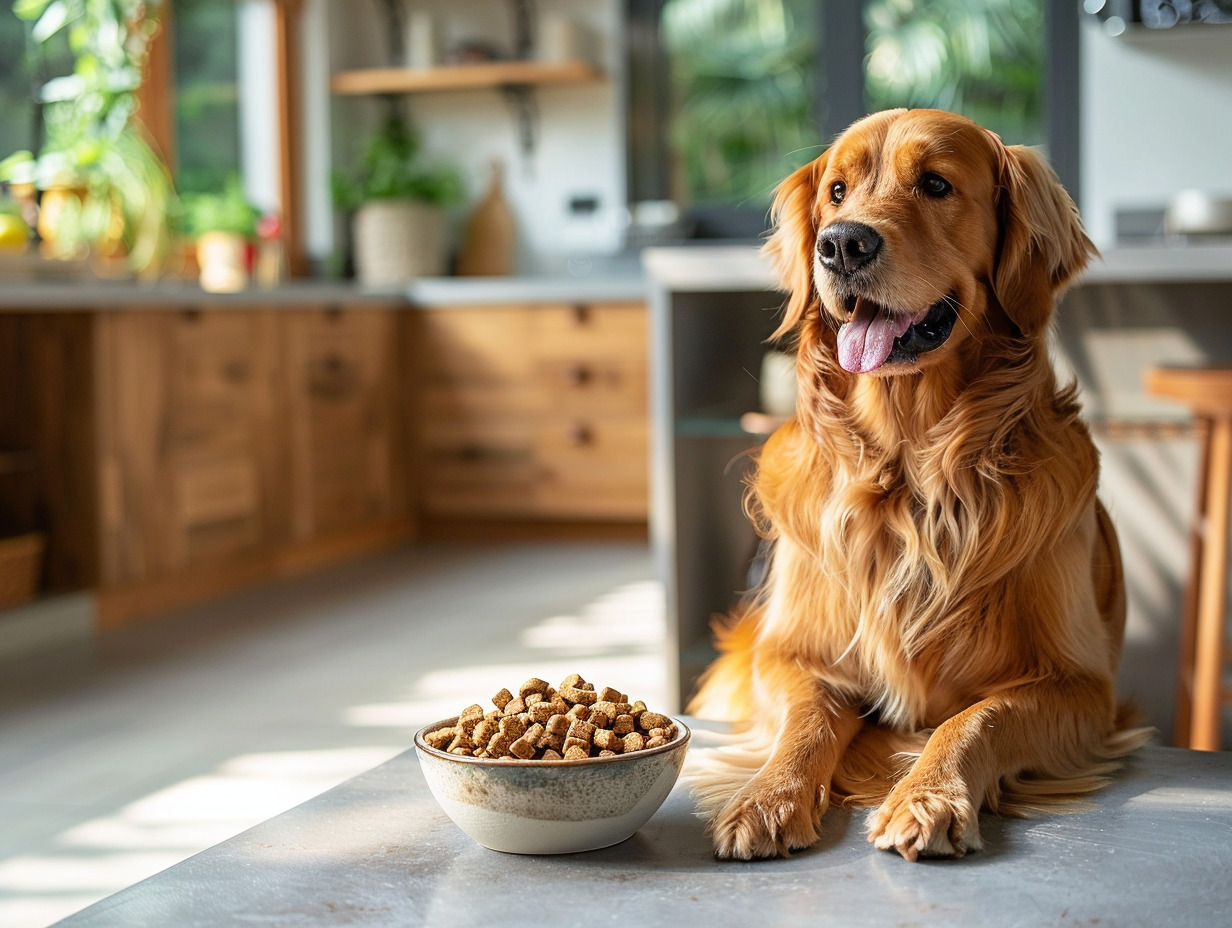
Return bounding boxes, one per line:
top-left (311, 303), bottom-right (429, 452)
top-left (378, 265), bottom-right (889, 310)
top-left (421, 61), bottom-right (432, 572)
top-left (330, 59), bottom-right (602, 96)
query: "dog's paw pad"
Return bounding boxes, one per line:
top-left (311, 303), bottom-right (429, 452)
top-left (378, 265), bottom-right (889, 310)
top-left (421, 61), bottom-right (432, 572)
top-left (867, 782), bottom-right (981, 862)
top-left (711, 783), bottom-right (822, 859)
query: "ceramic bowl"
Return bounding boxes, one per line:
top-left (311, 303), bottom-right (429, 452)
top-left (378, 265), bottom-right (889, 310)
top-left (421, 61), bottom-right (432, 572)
top-left (414, 716), bottom-right (690, 854)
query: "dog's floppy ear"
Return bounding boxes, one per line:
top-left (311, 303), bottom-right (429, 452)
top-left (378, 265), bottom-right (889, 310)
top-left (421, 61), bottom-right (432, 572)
top-left (990, 142), bottom-right (1096, 338)
top-left (763, 152), bottom-right (828, 340)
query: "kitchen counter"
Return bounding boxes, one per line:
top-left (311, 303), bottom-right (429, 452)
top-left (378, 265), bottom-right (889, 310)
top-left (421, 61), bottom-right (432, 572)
top-left (642, 241), bottom-right (1232, 291)
top-left (0, 270), bottom-right (648, 310)
top-left (48, 734), bottom-right (1232, 927)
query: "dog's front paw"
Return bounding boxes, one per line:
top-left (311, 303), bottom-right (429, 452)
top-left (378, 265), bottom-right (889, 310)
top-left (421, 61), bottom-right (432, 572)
top-left (711, 779), bottom-right (825, 860)
top-left (867, 778), bottom-right (981, 862)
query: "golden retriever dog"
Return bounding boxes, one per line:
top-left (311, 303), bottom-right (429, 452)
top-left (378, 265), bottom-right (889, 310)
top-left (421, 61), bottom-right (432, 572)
top-left (685, 109), bottom-right (1151, 862)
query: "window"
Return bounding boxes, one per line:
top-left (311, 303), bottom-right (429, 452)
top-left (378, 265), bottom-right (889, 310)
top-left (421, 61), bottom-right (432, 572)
top-left (172, 0), bottom-right (244, 196)
top-left (627, 0), bottom-right (1077, 239)
top-left (0, 12), bottom-right (74, 162)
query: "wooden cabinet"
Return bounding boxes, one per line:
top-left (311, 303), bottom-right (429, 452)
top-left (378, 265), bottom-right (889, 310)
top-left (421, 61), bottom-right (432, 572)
top-left (96, 310), bottom-right (285, 584)
top-left (94, 305), bottom-right (409, 623)
top-left (414, 301), bottom-right (648, 522)
top-left (281, 309), bottom-right (405, 540)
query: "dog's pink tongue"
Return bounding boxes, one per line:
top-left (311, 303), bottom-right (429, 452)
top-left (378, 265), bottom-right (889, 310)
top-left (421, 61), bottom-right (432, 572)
top-left (837, 299), bottom-right (916, 373)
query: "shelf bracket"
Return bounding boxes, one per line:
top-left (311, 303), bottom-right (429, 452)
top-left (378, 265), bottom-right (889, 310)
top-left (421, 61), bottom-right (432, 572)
top-left (501, 84), bottom-right (539, 161)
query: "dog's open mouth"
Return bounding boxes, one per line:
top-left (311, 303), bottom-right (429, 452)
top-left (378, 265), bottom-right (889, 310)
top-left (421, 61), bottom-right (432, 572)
top-left (836, 296), bottom-right (959, 374)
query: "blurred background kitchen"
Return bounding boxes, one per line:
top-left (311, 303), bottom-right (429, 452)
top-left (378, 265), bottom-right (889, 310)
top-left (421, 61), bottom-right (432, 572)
top-left (1, 2), bottom-right (1231, 925)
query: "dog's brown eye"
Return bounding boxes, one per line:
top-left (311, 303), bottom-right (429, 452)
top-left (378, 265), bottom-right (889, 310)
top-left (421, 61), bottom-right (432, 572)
top-left (920, 173), bottom-right (952, 198)
top-left (830, 181), bottom-right (846, 205)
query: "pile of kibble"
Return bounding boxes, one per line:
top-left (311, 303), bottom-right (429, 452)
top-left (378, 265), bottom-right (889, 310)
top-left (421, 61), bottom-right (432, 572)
top-left (423, 674), bottom-right (677, 761)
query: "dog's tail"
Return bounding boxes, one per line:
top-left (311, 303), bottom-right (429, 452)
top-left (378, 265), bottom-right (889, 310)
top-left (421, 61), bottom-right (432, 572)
top-left (686, 607), bottom-right (760, 721)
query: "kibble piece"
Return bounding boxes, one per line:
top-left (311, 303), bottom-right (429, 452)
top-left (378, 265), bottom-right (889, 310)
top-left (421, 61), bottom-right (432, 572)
top-left (542, 748), bottom-right (562, 760)
top-left (645, 735), bottom-right (667, 749)
top-left (472, 717), bottom-right (498, 747)
top-left (613, 714), bottom-right (635, 735)
top-left (510, 723), bottom-right (543, 759)
top-left (622, 732), bottom-right (645, 753)
top-left (447, 729), bottom-right (475, 753)
top-left (560, 673), bottom-right (586, 690)
top-left (424, 727), bottom-right (455, 749)
top-left (529, 701), bottom-right (555, 724)
top-left (599, 750), bottom-right (617, 757)
top-left (630, 700), bottom-right (647, 715)
top-left (519, 677), bottom-right (551, 698)
top-left (504, 696), bottom-right (526, 716)
top-left (566, 703), bottom-right (591, 721)
top-left (492, 688), bottom-right (515, 711)
top-left (563, 745), bottom-right (589, 760)
top-left (457, 705), bottom-right (485, 734)
top-left (449, 747), bottom-right (471, 755)
top-left (563, 736), bottom-right (590, 755)
top-left (593, 729), bottom-right (622, 753)
top-left (560, 684), bottom-right (598, 706)
top-left (597, 686), bottom-right (624, 703)
top-left (499, 715), bottom-right (527, 740)
top-left (541, 714), bottom-right (570, 751)
top-left (567, 719), bottom-right (596, 743)
top-left (588, 709), bottom-right (611, 730)
top-left (486, 733), bottom-right (513, 757)
top-left (638, 711), bottom-right (672, 732)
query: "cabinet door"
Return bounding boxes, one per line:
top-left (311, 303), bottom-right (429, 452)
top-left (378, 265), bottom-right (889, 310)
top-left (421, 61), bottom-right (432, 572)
top-left (414, 306), bottom-right (538, 517)
top-left (96, 310), bottom-right (283, 583)
top-left (280, 308), bottom-right (404, 540)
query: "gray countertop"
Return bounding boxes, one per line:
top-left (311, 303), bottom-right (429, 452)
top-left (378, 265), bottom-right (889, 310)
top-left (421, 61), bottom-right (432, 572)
top-left (50, 734), bottom-right (1232, 927)
top-left (642, 241), bottom-right (1232, 291)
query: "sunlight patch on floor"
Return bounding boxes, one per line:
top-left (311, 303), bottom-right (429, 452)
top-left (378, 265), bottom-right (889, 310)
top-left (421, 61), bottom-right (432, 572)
top-left (346, 579), bottom-right (668, 729)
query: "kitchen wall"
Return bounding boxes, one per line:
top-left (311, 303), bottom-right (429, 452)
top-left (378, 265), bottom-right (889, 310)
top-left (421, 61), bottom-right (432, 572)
top-left (307, 0), bottom-right (627, 274)
top-left (1080, 20), bottom-right (1232, 248)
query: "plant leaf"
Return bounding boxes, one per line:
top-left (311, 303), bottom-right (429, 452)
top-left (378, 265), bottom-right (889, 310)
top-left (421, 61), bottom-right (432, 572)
top-left (12, 0), bottom-right (55, 22)
top-left (31, 0), bottom-right (70, 43)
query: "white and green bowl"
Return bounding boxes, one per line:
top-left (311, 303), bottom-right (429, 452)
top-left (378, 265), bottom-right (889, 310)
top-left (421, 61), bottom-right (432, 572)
top-left (414, 716), bottom-right (690, 855)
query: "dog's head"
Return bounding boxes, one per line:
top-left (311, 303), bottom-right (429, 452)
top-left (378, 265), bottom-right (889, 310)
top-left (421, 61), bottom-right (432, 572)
top-left (765, 108), bottom-right (1095, 377)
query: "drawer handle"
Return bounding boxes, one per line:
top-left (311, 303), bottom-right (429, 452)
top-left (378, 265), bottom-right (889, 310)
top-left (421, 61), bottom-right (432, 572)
top-left (564, 362), bottom-right (592, 386)
top-left (307, 354), bottom-right (357, 400)
top-left (566, 422), bottom-right (593, 446)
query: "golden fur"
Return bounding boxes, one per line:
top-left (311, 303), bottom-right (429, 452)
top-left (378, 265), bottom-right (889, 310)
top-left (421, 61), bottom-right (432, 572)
top-left (685, 109), bottom-right (1151, 861)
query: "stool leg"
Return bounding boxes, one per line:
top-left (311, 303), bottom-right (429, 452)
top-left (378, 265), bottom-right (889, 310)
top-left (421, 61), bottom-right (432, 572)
top-left (1191, 415), bottom-right (1232, 751)
top-left (1175, 420), bottom-right (1210, 746)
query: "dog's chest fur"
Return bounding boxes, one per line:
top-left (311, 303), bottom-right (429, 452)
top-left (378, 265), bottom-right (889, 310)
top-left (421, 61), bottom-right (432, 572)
top-left (753, 390), bottom-right (1098, 731)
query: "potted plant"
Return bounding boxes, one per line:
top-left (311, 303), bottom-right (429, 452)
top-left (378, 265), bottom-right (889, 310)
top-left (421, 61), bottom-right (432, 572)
top-left (2, 0), bottom-right (174, 275)
top-left (332, 112), bottom-right (463, 289)
top-left (180, 176), bottom-right (260, 292)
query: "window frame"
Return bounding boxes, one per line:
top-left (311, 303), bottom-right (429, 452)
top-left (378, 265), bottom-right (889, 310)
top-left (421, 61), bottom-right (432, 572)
top-left (137, 0), bottom-right (306, 274)
top-left (625, 0), bottom-right (1081, 241)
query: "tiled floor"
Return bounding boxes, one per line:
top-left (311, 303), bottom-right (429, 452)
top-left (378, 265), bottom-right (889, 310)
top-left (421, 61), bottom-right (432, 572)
top-left (0, 541), bottom-right (664, 928)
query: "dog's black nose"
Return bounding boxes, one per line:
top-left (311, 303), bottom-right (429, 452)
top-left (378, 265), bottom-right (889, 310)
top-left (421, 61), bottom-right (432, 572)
top-left (817, 222), bottom-right (883, 275)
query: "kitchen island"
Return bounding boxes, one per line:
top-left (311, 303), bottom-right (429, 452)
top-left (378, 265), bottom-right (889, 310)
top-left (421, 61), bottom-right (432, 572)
top-left (47, 728), bottom-right (1232, 927)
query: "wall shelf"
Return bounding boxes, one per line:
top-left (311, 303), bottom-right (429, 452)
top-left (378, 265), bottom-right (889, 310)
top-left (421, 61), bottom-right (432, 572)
top-left (330, 59), bottom-right (601, 96)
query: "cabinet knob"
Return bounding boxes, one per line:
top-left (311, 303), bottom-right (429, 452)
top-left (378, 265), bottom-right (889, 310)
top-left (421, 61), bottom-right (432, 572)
top-left (564, 362), bottom-right (592, 386)
top-left (566, 422), bottom-right (593, 446)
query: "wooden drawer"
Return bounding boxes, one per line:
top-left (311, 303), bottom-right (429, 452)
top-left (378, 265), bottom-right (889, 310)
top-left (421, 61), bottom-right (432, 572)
top-left (534, 414), bottom-right (648, 520)
top-left (416, 306), bottom-right (536, 419)
top-left (419, 418), bottom-right (538, 517)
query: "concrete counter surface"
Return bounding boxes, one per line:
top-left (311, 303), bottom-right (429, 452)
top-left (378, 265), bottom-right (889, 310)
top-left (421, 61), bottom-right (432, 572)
top-left (642, 242), bottom-right (1232, 291)
top-left (51, 736), bottom-right (1232, 927)
top-left (0, 271), bottom-right (648, 311)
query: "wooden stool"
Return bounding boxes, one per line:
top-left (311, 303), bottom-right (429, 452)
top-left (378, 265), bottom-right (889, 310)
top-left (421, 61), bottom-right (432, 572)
top-left (1145, 365), bottom-right (1232, 751)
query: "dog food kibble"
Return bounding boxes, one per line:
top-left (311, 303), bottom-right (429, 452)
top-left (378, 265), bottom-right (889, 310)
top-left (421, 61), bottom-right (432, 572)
top-left (427, 675), bottom-right (677, 761)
